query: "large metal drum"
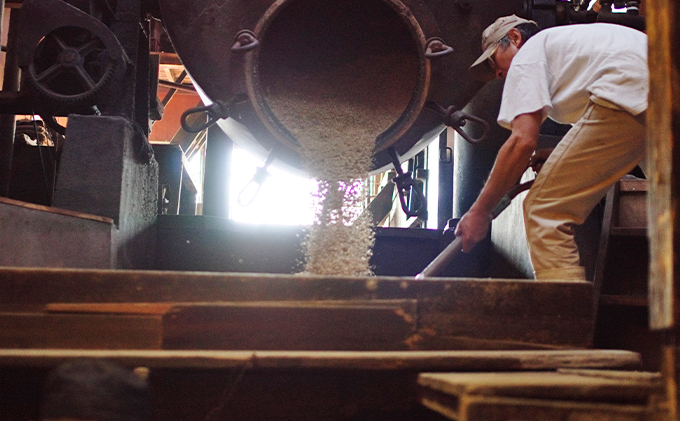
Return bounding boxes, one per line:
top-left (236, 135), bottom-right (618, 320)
top-left (159, 0), bottom-right (529, 173)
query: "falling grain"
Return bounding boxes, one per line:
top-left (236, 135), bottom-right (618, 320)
top-left (267, 53), bottom-right (416, 276)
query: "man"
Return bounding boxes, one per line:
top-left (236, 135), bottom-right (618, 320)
top-left (456, 15), bottom-right (648, 280)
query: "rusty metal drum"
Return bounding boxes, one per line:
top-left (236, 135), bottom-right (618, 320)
top-left (159, 0), bottom-right (528, 173)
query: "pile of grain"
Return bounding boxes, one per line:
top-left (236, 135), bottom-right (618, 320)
top-left (266, 54), bottom-right (415, 276)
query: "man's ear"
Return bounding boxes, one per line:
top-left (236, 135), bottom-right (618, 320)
top-left (508, 28), bottom-right (523, 47)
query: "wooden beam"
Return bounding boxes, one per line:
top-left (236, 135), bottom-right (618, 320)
top-left (0, 349), bottom-right (643, 371)
top-left (646, 0), bottom-right (679, 332)
top-left (0, 269), bottom-right (595, 348)
top-left (0, 349), bottom-right (643, 421)
top-left (646, 0), bottom-right (680, 419)
top-left (0, 313), bottom-right (162, 349)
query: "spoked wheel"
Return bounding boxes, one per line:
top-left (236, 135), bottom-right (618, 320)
top-left (27, 26), bottom-right (120, 107)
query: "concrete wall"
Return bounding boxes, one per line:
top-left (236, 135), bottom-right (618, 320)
top-left (0, 198), bottom-right (113, 268)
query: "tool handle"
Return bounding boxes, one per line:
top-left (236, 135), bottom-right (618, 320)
top-left (415, 179), bottom-right (535, 279)
top-left (415, 236), bottom-right (463, 280)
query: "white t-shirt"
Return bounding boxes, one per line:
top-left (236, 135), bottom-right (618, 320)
top-left (497, 23), bottom-right (648, 129)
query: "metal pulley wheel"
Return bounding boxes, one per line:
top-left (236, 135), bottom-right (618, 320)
top-left (27, 25), bottom-right (123, 107)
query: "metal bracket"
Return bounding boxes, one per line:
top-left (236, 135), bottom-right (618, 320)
top-left (237, 149), bottom-right (277, 206)
top-left (388, 147), bottom-right (427, 219)
top-left (231, 30), bottom-right (260, 53)
top-left (427, 101), bottom-right (490, 144)
top-left (424, 37), bottom-right (454, 59)
top-left (180, 99), bottom-right (234, 133)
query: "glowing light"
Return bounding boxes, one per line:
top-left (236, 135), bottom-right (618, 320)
top-left (229, 147), bottom-right (317, 225)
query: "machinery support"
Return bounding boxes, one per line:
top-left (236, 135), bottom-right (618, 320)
top-left (0, 8), bottom-right (20, 196)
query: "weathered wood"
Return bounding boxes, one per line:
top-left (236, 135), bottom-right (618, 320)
top-left (0, 349), bottom-right (645, 421)
top-left (161, 301), bottom-right (417, 351)
top-left (409, 334), bottom-right (567, 351)
top-left (421, 394), bottom-right (650, 421)
top-left (418, 371), bottom-right (661, 421)
top-left (646, 0), bottom-right (680, 416)
top-left (594, 185), bottom-right (617, 318)
top-left (619, 178), bottom-right (649, 193)
top-left (417, 279), bottom-right (594, 347)
top-left (23, 299), bottom-right (583, 351)
top-left (0, 313), bottom-right (162, 349)
top-left (0, 269), bottom-right (595, 348)
top-left (25, 301), bottom-right (416, 351)
top-left (556, 368), bottom-right (661, 383)
top-left (0, 349), bottom-right (642, 370)
top-left (599, 295), bottom-right (649, 307)
top-left (45, 302), bottom-right (176, 314)
top-left (617, 179), bottom-right (648, 229)
top-left (418, 371), bottom-right (661, 403)
top-left (646, 0), bottom-right (679, 333)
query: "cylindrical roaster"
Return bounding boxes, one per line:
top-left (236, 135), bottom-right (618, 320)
top-left (159, 0), bottom-right (529, 174)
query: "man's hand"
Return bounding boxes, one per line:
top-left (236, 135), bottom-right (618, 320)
top-left (453, 111), bottom-right (541, 253)
top-left (454, 208), bottom-right (492, 253)
top-left (529, 148), bottom-right (553, 174)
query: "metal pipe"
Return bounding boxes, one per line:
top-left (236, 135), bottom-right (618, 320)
top-left (437, 128), bottom-right (454, 230)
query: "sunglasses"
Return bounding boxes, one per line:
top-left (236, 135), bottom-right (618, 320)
top-left (487, 43), bottom-right (501, 69)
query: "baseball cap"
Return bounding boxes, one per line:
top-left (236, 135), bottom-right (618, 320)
top-left (469, 15), bottom-right (535, 80)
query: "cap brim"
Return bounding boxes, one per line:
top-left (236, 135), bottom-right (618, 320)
top-left (469, 45), bottom-right (497, 82)
top-left (469, 60), bottom-right (496, 82)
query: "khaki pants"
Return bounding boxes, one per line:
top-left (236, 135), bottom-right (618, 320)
top-left (523, 102), bottom-right (646, 281)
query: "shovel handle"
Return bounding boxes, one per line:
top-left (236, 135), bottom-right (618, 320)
top-left (415, 236), bottom-right (464, 280)
top-left (415, 179), bottom-right (535, 279)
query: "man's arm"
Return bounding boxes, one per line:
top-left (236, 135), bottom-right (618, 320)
top-left (454, 110), bottom-right (542, 252)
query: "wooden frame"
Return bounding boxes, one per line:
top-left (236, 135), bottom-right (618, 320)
top-left (646, 0), bottom-right (680, 418)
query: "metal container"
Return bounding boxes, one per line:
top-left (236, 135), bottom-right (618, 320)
top-left (159, 0), bottom-right (528, 173)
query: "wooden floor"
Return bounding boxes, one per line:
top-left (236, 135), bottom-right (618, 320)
top-left (419, 370), bottom-right (662, 421)
top-left (0, 268), bottom-right (663, 420)
top-left (0, 349), bottom-right (651, 421)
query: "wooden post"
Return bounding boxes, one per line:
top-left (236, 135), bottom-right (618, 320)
top-left (646, 0), bottom-right (680, 418)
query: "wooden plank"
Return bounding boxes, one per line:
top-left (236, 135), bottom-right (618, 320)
top-left (593, 185), bottom-right (617, 321)
top-left (0, 268), bottom-right (590, 305)
top-left (0, 313), bottom-right (162, 349)
top-left (0, 349), bottom-right (642, 371)
top-left (616, 185), bottom-right (647, 229)
top-left (409, 334), bottom-right (568, 351)
top-left (42, 301), bottom-right (416, 351)
top-left (646, 0), bottom-right (679, 333)
top-left (556, 368), bottom-right (662, 383)
top-left (161, 301), bottom-right (417, 351)
top-left (39, 301), bottom-right (580, 351)
top-left (419, 371), bottom-right (660, 420)
top-left (619, 178), bottom-right (649, 192)
top-left (45, 302), bottom-right (176, 315)
top-left (0, 269), bottom-right (595, 348)
top-left (421, 394), bottom-right (650, 421)
top-left (418, 371), bottom-right (661, 403)
top-left (646, 0), bottom-right (680, 416)
top-left (417, 279), bottom-right (594, 347)
top-left (600, 294), bottom-right (649, 307)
